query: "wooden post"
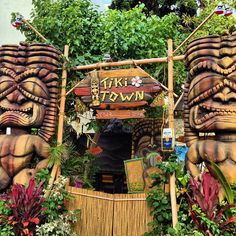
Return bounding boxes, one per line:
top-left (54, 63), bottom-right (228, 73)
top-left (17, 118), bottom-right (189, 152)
top-left (56, 45), bottom-right (69, 177)
top-left (168, 39), bottom-right (174, 130)
top-left (45, 45), bottom-right (69, 195)
top-left (57, 46), bottom-right (69, 145)
top-left (167, 39), bottom-right (178, 229)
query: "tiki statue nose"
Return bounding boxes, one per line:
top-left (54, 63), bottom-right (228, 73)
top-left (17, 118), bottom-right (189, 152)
top-left (6, 90), bottom-right (27, 104)
top-left (213, 87), bottom-right (236, 102)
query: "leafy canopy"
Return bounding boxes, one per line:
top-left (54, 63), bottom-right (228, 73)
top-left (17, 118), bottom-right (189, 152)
top-left (12, 0), bottom-right (236, 115)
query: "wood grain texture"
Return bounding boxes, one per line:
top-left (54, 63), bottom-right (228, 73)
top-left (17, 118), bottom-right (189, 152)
top-left (96, 110), bottom-right (145, 119)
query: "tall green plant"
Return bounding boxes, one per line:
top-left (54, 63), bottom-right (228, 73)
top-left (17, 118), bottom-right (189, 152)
top-left (210, 161), bottom-right (235, 204)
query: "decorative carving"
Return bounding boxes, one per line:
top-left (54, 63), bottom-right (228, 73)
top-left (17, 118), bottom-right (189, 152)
top-left (90, 70), bottom-right (100, 107)
top-left (184, 32), bottom-right (236, 183)
top-left (132, 118), bottom-right (162, 157)
top-left (0, 42), bottom-right (60, 190)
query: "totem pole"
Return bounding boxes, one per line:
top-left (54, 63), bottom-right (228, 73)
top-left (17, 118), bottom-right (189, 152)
top-left (184, 32), bottom-right (236, 183)
top-left (0, 42), bottom-right (60, 190)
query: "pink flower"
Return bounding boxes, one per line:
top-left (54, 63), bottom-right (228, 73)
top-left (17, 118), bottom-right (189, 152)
top-left (131, 76), bottom-right (142, 87)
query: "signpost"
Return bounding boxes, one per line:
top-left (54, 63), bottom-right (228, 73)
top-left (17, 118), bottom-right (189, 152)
top-left (75, 67), bottom-right (162, 119)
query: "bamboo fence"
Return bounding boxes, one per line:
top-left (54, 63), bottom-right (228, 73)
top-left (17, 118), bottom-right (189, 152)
top-left (67, 187), bottom-right (152, 236)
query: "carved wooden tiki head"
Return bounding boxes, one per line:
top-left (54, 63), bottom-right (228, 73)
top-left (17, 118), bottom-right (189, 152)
top-left (0, 42), bottom-right (61, 140)
top-left (185, 32), bottom-right (236, 143)
top-left (184, 32), bottom-right (236, 183)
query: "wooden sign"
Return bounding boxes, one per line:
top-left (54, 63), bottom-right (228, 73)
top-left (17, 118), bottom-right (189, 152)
top-left (96, 110), bottom-right (145, 119)
top-left (124, 158), bottom-right (145, 193)
top-left (75, 67), bottom-right (162, 109)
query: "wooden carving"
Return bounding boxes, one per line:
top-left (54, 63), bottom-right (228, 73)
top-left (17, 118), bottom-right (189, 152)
top-left (184, 32), bottom-right (236, 183)
top-left (132, 118), bottom-right (162, 157)
top-left (0, 42), bottom-right (60, 189)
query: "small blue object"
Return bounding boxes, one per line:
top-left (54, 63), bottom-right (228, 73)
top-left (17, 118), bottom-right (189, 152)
top-left (175, 145), bottom-right (188, 161)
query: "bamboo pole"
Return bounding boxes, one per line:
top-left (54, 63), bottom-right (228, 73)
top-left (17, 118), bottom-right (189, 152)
top-left (22, 19), bottom-right (47, 42)
top-left (57, 45), bottom-right (69, 145)
top-left (167, 39), bottom-right (178, 229)
top-left (55, 45), bottom-right (69, 177)
top-left (45, 45), bottom-right (69, 196)
top-left (72, 55), bottom-right (184, 71)
top-left (173, 10), bottom-right (215, 54)
top-left (168, 39), bottom-right (174, 130)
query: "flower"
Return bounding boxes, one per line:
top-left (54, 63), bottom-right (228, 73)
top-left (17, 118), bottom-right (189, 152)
top-left (74, 178), bottom-right (84, 188)
top-left (131, 76), bottom-right (142, 87)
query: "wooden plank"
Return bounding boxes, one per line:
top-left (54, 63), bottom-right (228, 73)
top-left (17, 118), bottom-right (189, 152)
top-left (96, 110), bottom-right (145, 119)
top-left (75, 85), bottom-right (161, 96)
top-left (76, 77), bottom-right (159, 88)
top-left (107, 101), bottom-right (148, 109)
top-left (98, 101), bottom-right (148, 109)
top-left (81, 93), bottom-right (152, 104)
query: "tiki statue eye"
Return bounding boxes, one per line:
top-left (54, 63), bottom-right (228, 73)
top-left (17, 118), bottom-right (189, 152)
top-left (19, 77), bottom-right (49, 100)
top-left (0, 76), bottom-right (15, 94)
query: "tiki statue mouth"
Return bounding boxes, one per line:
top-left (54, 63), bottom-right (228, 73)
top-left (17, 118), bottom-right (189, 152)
top-left (0, 99), bottom-right (46, 128)
top-left (190, 101), bottom-right (236, 131)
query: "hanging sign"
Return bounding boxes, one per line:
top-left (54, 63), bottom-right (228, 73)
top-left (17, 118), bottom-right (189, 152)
top-left (75, 67), bottom-right (162, 110)
top-left (96, 110), bottom-right (145, 119)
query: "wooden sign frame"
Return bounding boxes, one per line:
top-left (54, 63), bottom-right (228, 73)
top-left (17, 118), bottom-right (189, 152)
top-left (124, 158), bottom-right (145, 193)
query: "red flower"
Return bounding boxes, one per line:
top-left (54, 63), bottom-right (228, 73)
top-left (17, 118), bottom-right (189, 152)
top-left (88, 146), bottom-right (103, 155)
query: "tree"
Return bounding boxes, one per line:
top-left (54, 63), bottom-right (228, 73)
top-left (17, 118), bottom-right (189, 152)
top-left (109, 0), bottom-right (198, 17)
top-left (13, 0), bottom-right (187, 98)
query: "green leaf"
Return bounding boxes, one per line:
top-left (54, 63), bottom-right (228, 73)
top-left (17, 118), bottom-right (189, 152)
top-left (210, 161), bottom-right (234, 204)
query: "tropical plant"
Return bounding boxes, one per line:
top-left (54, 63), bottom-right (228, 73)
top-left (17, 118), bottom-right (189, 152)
top-left (144, 154), bottom-right (194, 236)
top-left (0, 178), bottom-right (45, 236)
top-left (35, 210), bottom-right (79, 236)
top-left (187, 172), bottom-right (236, 235)
top-left (0, 175), bottom-right (80, 236)
top-left (0, 199), bottom-right (14, 236)
top-left (38, 175), bottom-right (80, 235)
top-left (42, 176), bottom-right (71, 221)
top-left (210, 161), bottom-right (235, 204)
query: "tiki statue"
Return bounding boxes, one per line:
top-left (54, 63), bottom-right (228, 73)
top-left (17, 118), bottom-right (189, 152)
top-left (184, 32), bottom-right (236, 183)
top-left (0, 42), bottom-right (60, 190)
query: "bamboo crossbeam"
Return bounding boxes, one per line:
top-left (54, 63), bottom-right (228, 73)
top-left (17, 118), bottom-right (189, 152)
top-left (22, 19), bottom-right (47, 42)
top-left (72, 55), bottom-right (184, 71)
top-left (65, 190), bottom-right (147, 201)
top-left (173, 10), bottom-right (215, 54)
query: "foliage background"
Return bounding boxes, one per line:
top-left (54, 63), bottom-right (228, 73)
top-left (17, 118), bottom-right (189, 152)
top-left (13, 0), bottom-right (236, 118)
